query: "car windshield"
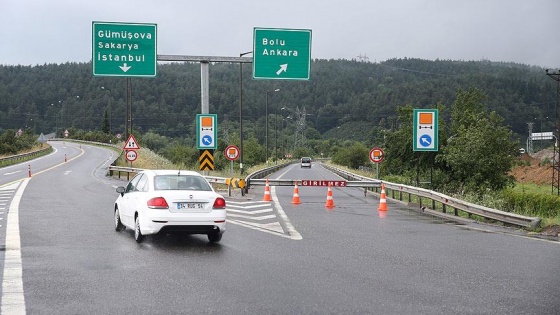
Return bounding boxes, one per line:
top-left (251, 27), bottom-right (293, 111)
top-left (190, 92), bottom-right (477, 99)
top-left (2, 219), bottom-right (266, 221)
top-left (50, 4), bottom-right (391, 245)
top-left (154, 175), bottom-right (212, 191)
top-left (302, 158), bottom-right (311, 162)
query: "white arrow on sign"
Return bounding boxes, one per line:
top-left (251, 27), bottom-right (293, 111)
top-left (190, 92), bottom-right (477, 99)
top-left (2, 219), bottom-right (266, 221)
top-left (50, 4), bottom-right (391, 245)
top-left (276, 64), bottom-right (288, 75)
top-left (119, 63), bottom-right (132, 72)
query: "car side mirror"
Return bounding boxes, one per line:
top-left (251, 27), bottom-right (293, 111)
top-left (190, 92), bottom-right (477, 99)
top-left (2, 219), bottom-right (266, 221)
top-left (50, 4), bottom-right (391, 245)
top-left (116, 186), bottom-right (126, 196)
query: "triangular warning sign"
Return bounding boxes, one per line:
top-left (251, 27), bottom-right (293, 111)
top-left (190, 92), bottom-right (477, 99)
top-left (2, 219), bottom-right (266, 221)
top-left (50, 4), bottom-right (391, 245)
top-left (123, 134), bottom-right (140, 150)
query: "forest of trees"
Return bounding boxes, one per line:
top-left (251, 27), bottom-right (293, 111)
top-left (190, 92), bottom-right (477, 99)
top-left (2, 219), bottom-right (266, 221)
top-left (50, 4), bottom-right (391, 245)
top-left (0, 58), bottom-right (555, 143)
top-left (0, 58), bottom-right (556, 194)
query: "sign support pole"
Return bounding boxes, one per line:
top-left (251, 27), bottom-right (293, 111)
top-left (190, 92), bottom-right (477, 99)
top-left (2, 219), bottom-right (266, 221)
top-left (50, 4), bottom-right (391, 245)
top-left (201, 61), bottom-right (210, 175)
top-left (201, 61), bottom-right (209, 115)
top-left (126, 78), bottom-right (132, 140)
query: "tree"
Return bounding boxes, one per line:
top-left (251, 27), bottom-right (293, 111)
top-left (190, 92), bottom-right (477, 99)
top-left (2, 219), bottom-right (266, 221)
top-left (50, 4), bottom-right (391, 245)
top-left (440, 88), bottom-right (517, 194)
top-left (242, 135), bottom-right (265, 167)
top-left (383, 103), bottom-right (446, 185)
top-left (331, 142), bottom-right (369, 169)
top-left (102, 108), bottom-right (110, 134)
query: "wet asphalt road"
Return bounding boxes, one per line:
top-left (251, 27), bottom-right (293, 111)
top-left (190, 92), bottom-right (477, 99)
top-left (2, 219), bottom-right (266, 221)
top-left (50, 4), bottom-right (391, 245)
top-left (1, 141), bottom-right (559, 314)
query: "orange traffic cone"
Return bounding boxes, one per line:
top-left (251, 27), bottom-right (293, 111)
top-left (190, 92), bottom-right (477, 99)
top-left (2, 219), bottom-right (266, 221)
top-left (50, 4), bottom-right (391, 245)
top-left (325, 183), bottom-right (335, 209)
top-left (378, 183), bottom-right (388, 211)
top-left (291, 181), bottom-right (301, 204)
top-left (262, 179), bottom-right (272, 202)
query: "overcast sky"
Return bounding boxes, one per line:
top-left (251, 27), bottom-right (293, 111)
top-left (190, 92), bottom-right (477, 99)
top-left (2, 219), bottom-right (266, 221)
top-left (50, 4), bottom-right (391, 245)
top-left (1, 0), bottom-right (559, 68)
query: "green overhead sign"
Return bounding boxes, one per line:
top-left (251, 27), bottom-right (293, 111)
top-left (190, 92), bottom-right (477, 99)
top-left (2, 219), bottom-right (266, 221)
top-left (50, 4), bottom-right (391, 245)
top-left (92, 21), bottom-right (157, 77)
top-left (253, 28), bottom-right (312, 80)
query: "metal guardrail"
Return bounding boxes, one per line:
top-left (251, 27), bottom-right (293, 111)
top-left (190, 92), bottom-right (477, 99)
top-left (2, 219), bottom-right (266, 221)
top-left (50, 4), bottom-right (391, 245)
top-left (322, 164), bottom-right (542, 230)
top-left (248, 178), bottom-right (381, 188)
top-left (107, 166), bottom-right (246, 196)
top-left (107, 158), bottom-right (541, 229)
top-left (244, 161), bottom-right (295, 190)
top-left (108, 166), bottom-right (142, 181)
top-left (0, 146), bottom-right (52, 166)
top-left (49, 138), bottom-right (121, 149)
top-left (108, 166), bottom-right (231, 184)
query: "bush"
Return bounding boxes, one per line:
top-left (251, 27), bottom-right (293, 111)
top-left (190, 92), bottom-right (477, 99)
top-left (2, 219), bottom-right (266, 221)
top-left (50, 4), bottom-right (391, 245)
top-left (331, 142), bottom-right (369, 169)
top-left (500, 189), bottom-right (560, 218)
top-left (0, 129), bottom-right (37, 155)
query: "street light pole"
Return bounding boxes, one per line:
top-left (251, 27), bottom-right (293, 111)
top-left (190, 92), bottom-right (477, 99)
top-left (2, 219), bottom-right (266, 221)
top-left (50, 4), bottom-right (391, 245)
top-left (266, 91), bottom-right (268, 164)
top-left (275, 105), bottom-right (278, 165)
top-left (281, 107), bottom-right (291, 160)
top-left (58, 100), bottom-right (62, 137)
top-left (265, 88), bottom-right (280, 164)
top-left (101, 86), bottom-right (112, 134)
top-left (239, 51), bottom-right (252, 175)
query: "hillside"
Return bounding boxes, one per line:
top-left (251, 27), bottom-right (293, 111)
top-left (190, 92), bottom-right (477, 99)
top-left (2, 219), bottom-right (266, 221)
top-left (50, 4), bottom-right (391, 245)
top-left (0, 58), bottom-right (555, 146)
top-left (512, 149), bottom-right (554, 185)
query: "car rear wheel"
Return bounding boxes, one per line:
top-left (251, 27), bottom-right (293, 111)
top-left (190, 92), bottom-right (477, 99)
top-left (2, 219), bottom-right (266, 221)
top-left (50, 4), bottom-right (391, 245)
top-left (114, 207), bottom-right (125, 232)
top-left (134, 215), bottom-right (144, 243)
top-left (208, 231), bottom-right (222, 243)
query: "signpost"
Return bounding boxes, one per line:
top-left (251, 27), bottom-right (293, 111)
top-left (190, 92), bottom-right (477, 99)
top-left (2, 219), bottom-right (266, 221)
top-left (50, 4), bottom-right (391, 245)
top-left (123, 134), bottom-right (140, 165)
top-left (369, 147), bottom-right (384, 179)
top-left (369, 148), bottom-right (384, 163)
top-left (224, 145), bottom-right (240, 161)
top-left (92, 21), bottom-right (157, 77)
top-left (253, 27), bottom-right (312, 80)
top-left (123, 134), bottom-right (141, 150)
top-left (196, 114), bottom-right (218, 150)
top-left (413, 109), bottom-right (439, 151)
top-left (224, 145), bottom-right (240, 176)
top-left (301, 180), bottom-right (346, 187)
top-left (531, 132), bottom-right (554, 140)
top-left (125, 150), bottom-right (138, 162)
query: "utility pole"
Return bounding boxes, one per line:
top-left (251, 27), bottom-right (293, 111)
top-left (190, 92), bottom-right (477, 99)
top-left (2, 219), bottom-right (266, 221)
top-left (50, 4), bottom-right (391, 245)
top-left (294, 107), bottom-right (307, 149)
top-left (545, 69), bottom-right (560, 196)
top-left (527, 122), bottom-right (534, 154)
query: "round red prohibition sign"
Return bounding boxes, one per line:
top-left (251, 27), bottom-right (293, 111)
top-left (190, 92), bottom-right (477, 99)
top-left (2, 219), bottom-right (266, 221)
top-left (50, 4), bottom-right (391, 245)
top-left (126, 150), bottom-right (138, 162)
top-left (224, 145), bottom-right (240, 161)
top-left (369, 147), bottom-right (384, 163)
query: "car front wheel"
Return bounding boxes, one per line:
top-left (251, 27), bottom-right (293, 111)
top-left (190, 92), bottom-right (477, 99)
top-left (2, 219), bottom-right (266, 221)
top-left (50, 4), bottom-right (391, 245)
top-left (114, 207), bottom-right (125, 232)
top-left (134, 216), bottom-right (144, 243)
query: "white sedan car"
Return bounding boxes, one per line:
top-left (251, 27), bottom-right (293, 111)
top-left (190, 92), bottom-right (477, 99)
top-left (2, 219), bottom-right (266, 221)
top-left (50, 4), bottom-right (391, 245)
top-left (114, 170), bottom-right (226, 243)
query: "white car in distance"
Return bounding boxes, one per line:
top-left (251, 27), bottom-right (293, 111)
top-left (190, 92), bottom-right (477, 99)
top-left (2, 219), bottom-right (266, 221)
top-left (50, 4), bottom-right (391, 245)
top-left (114, 170), bottom-right (226, 243)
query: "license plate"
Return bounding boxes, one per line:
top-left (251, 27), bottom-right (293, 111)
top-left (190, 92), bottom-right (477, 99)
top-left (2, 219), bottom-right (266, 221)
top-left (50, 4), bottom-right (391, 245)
top-left (177, 202), bottom-right (205, 210)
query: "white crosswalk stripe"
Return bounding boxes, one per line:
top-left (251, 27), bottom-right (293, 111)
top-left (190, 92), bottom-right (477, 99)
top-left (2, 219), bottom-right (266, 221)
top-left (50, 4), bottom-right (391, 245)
top-left (225, 200), bottom-right (290, 237)
top-left (0, 184), bottom-right (18, 229)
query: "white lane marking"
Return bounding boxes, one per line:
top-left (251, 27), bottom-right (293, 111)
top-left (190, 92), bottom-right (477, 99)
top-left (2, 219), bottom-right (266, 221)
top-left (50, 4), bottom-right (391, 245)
top-left (227, 208), bottom-right (273, 215)
top-left (269, 167), bottom-right (303, 240)
top-left (2, 178), bottom-right (28, 314)
top-left (0, 183), bottom-right (20, 191)
top-left (228, 219), bottom-right (287, 236)
top-left (0, 146), bottom-right (59, 175)
top-left (3, 171), bottom-right (22, 176)
top-left (227, 213), bottom-right (277, 221)
top-left (271, 186), bottom-right (302, 240)
top-left (226, 201), bottom-right (272, 208)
